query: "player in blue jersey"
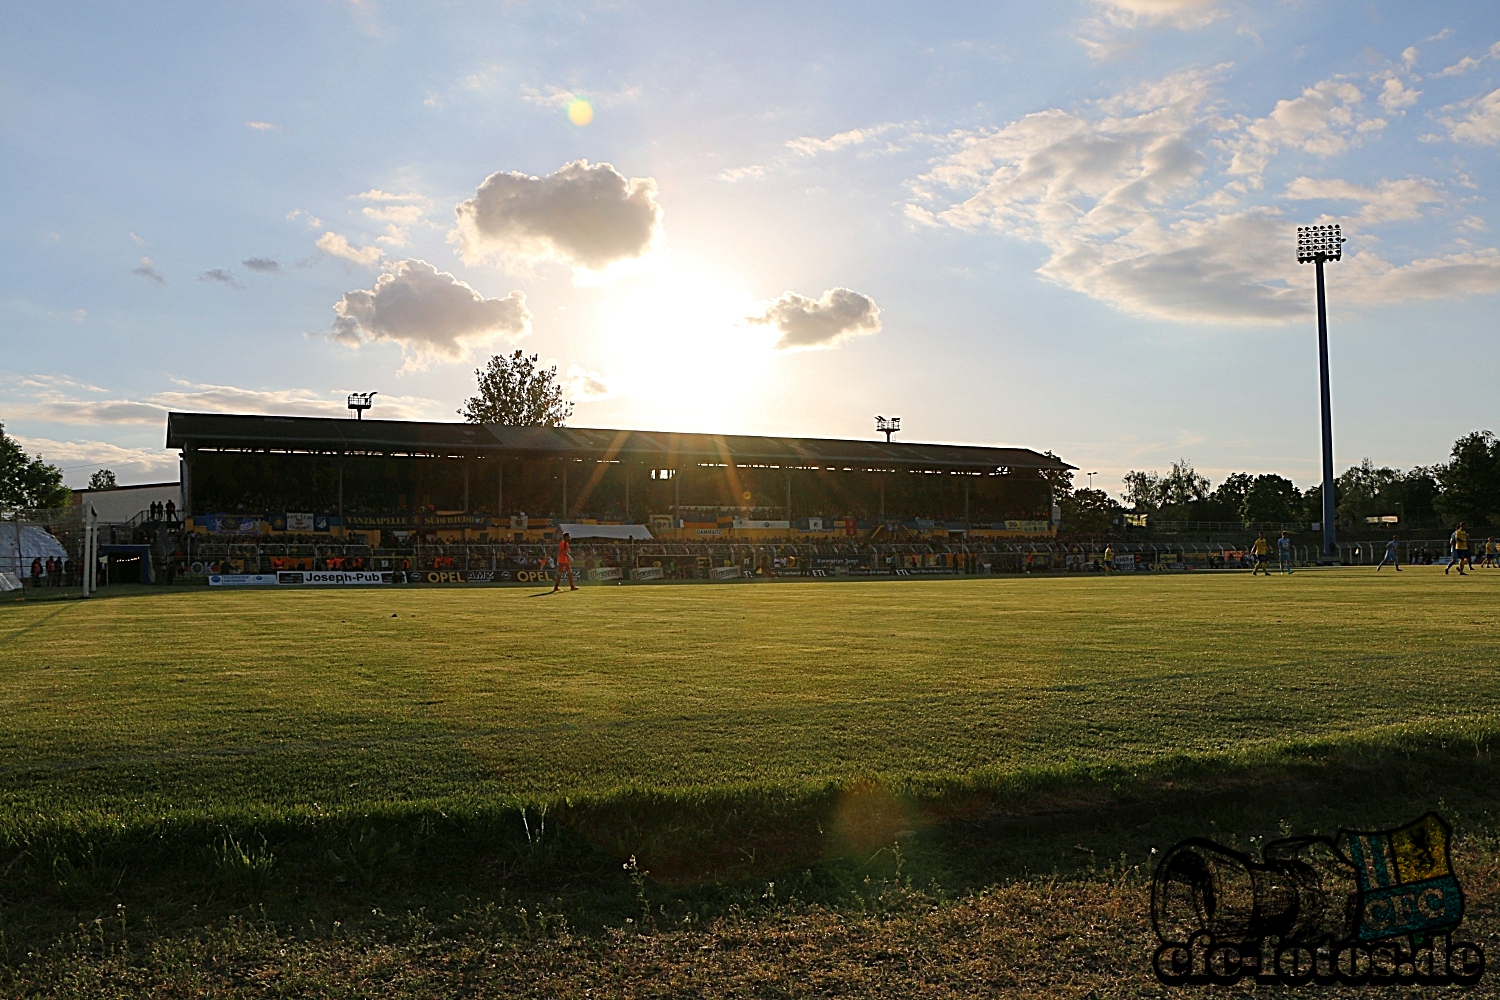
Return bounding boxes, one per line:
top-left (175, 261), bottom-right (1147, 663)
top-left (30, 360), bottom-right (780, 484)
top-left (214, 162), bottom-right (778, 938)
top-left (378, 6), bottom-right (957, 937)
top-left (1376, 535), bottom-right (1401, 572)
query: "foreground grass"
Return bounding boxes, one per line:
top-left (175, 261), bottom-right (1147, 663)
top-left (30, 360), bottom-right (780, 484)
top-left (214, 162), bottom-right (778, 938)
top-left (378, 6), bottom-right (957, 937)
top-left (4, 569), bottom-right (1500, 994)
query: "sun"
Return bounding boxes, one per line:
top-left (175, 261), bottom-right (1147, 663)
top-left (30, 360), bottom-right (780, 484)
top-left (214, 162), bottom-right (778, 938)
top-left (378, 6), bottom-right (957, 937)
top-left (567, 98), bottom-right (594, 126)
top-left (590, 263), bottom-right (779, 429)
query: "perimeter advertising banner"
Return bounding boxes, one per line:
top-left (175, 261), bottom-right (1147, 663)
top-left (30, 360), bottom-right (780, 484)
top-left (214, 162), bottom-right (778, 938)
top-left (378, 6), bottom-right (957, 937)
top-left (399, 569), bottom-right (553, 584)
top-left (277, 571), bottom-right (388, 586)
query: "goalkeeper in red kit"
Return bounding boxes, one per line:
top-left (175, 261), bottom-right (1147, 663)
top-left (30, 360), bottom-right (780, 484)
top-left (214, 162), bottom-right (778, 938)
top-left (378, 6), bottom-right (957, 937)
top-left (552, 531), bottom-right (578, 592)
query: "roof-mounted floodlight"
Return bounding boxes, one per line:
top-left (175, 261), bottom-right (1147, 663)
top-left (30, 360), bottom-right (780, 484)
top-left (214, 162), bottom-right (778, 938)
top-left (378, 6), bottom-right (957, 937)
top-left (876, 415), bottom-right (901, 443)
top-left (1296, 224), bottom-right (1344, 263)
top-left (348, 392), bottom-right (377, 420)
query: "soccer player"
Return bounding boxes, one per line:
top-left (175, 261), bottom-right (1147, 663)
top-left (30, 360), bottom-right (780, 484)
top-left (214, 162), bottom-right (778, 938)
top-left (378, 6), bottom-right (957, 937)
top-left (552, 531), bottom-right (579, 592)
top-left (1376, 535), bottom-right (1401, 572)
top-left (1446, 522), bottom-right (1470, 576)
top-left (1278, 530), bottom-right (1294, 574)
top-left (1102, 544), bottom-right (1114, 574)
top-left (1483, 537), bottom-right (1497, 569)
top-left (1250, 532), bottom-right (1270, 576)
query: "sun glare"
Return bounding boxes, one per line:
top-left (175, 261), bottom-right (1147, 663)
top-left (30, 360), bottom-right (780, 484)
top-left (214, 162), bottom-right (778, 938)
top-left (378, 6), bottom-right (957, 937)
top-left (567, 98), bottom-right (594, 126)
top-left (591, 264), bottom-right (778, 429)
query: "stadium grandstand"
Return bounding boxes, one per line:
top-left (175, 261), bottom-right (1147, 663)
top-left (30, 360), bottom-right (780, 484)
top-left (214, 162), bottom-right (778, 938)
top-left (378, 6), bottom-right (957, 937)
top-left (166, 413), bottom-right (1069, 544)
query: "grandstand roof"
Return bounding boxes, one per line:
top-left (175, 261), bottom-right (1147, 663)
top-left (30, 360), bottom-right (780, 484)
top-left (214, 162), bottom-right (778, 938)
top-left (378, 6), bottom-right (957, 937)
top-left (166, 412), bottom-right (1072, 472)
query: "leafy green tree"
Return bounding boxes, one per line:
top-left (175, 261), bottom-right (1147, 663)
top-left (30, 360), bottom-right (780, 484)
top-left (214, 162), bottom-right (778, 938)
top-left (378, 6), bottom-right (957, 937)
top-left (1393, 468), bottom-right (1441, 523)
top-left (89, 468), bottom-right (118, 490)
top-left (459, 350), bottom-right (574, 426)
top-left (1335, 459), bottom-right (1402, 524)
top-left (1241, 474), bottom-right (1303, 524)
top-left (1121, 460), bottom-right (1209, 514)
top-left (1187, 472), bottom-right (1254, 522)
top-left (1061, 487), bottom-right (1124, 534)
top-left (1435, 431), bottom-right (1500, 526)
top-left (0, 422), bottom-right (73, 511)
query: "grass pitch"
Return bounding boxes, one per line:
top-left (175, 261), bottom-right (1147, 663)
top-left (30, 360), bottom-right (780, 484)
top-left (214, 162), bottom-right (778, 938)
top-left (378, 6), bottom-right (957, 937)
top-left (4, 568), bottom-right (1500, 995)
top-left (4, 568), bottom-right (1499, 815)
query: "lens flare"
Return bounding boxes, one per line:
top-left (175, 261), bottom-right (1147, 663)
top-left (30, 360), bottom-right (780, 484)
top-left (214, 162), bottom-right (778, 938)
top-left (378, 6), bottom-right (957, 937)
top-left (567, 99), bottom-right (594, 126)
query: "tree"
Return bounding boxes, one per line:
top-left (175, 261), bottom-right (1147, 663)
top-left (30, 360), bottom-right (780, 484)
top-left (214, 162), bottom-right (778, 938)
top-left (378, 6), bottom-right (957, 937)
top-left (1061, 487), bottom-right (1124, 534)
top-left (459, 350), bottom-right (574, 426)
top-left (1336, 458), bottom-right (1401, 525)
top-left (1241, 474), bottom-right (1302, 524)
top-left (1121, 460), bottom-right (1210, 514)
top-left (1192, 472), bottom-right (1254, 522)
top-left (1434, 430), bottom-right (1500, 526)
top-left (89, 468), bottom-right (118, 490)
top-left (0, 422), bottom-right (73, 511)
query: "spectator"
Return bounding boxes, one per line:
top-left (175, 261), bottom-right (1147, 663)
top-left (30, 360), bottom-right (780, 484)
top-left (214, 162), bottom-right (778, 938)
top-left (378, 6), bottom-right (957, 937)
top-left (165, 499), bottom-right (177, 522)
top-left (30, 557), bottom-right (43, 588)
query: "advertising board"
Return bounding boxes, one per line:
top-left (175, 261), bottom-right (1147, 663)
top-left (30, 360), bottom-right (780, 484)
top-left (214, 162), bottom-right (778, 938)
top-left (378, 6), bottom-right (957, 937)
top-left (208, 574), bottom-right (280, 587)
top-left (277, 571), bottom-right (388, 586)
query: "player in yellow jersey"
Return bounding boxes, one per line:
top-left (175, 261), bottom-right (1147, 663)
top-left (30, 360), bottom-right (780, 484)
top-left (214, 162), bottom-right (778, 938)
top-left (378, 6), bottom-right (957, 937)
top-left (1446, 522), bottom-right (1470, 576)
top-left (1251, 532), bottom-right (1270, 576)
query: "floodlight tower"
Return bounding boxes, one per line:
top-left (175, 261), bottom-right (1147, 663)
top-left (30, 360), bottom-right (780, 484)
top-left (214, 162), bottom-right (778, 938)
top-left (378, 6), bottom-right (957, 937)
top-left (876, 415), bottom-right (901, 443)
top-left (1297, 224), bottom-right (1345, 563)
top-left (348, 392), bottom-right (377, 420)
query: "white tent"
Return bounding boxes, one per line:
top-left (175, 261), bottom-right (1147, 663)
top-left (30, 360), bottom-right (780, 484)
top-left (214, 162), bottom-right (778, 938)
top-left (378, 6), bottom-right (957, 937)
top-left (0, 524), bottom-right (70, 578)
top-left (558, 523), bottom-right (653, 540)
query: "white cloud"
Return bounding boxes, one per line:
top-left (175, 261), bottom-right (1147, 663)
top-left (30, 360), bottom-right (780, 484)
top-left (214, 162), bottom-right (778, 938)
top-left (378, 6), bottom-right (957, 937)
top-left (316, 231), bottom-right (385, 267)
top-left (356, 189), bottom-right (421, 202)
top-left (1341, 249), bottom-right (1500, 303)
top-left (287, 208), bottom-right (323, 228)
top-left (520, 83), bottom-right (641, 108)
top-left (131, 257), bottom-right (165, 284)
top-left (1283, 176), bottom-right (1442, 224)
top-left (451, 160), bottom-right (663, 276)
top-left (563, 364), bottom-right (614, 401)
top-left (718, 164), bottom-right (767, 183)
top-left (1438, 88), bottom-right (1500, 145)
top-left (1401, 46), bottom-right (1419, 71)
top-left (521, 84), bottom-right (580, 108)
top-left (245, 120), bottom-right (279, 131)
top-left (352, 189), bottom-right (429, 248)
top-left (786, 123), bottom-right (899, 157)
top-left (747, 288), bottom-right (882, 351)
top-left (331, 259), bottom-right (530, 366)
top-left (1439, 41), bottom-right (1500, 76)
top-left (1090, 0), bottom-right (1227, 29)
top-left (1378, 77), bottom-right (1420, 113)
top-left (1, 375), bottom-right (443, 427)
top-left (12, 399), bottom-right (167, 424)
top-left (1228, 79), bottom-right (1379, 181)
top-left (9, 434), bottom-right (178, 481)
top-left (149, 381), bottom-right (440, 420)
top-left (908, 68), bottom-right (1500, 323)
top-left (129, 232), bottom-right (146, 246)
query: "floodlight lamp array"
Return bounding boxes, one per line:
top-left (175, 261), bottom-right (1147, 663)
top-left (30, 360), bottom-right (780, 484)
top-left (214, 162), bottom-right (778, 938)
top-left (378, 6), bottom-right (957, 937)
top-left (1297, 224), bottom-right (1344, 264)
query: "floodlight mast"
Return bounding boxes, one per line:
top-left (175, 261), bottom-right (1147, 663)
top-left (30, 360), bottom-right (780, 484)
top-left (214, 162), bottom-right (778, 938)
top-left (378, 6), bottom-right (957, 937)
top-left (1297, 224), bottom-right (1345, 563)
top-left (348, 392), bottom-right (377, 420)
top-left (875, 415), bottom-right (901, 443)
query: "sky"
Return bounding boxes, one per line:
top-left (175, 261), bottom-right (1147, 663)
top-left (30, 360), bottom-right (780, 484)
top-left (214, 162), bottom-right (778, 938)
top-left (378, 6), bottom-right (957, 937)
top-left (2, 1), bottom-right (1498, 498)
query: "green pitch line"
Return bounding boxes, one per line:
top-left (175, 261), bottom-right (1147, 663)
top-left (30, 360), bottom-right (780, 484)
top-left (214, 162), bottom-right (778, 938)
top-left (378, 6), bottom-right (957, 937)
top-left (1, 569), bottom-right (1497, 825)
